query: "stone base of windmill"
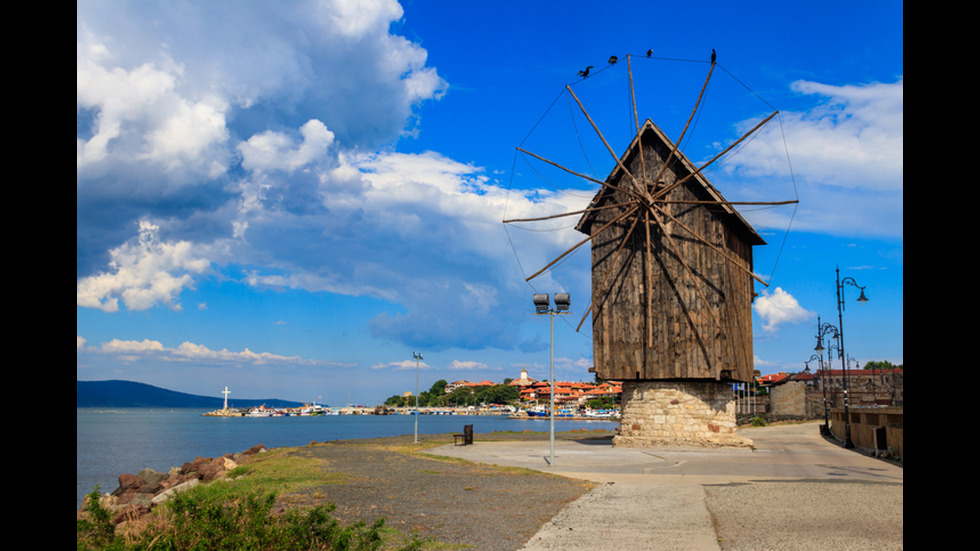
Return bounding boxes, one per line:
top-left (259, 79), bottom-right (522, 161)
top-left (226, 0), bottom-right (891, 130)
top-left (612, 380), bottom-right (753, 448)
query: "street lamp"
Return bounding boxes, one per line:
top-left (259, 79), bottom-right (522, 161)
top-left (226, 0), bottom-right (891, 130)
top-left (533, 292), bottom-right (570, 466)
top-left (412, 351), bottom-right (423, 443)
top-left (804, 354), bottom-right (828, 434)
top-left (834, 266), bottom-right (869, 449)
top-left (813, 316), bottom-right (839, 435)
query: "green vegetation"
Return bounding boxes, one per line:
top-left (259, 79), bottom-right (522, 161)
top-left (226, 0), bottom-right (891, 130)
top-left (750, 416), bottom-right (768, 427)
top-left (384, 380), bottom-right (519, 408)
top-left (77, 446), bottom-right (426, 550)
top-left (77, 487), bottom-right (421, 550)
top-left (863, 360), bottom-right (902, 371)
top-left (585, 397), bottom-right (616, 409)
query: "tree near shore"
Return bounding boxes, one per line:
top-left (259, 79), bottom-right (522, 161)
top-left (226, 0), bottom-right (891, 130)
top-left (864, 360), bottom-right (902, 371)
top-left (384, 382), bottom-right (520, 408)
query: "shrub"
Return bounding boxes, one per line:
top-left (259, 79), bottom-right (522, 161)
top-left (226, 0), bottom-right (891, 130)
top-left (77, 488), bottom-right (422, 550)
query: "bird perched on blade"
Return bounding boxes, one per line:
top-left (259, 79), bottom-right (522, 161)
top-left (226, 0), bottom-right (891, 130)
top-left (578, 66), bottom-right (594, 78)
top-left (646, 49), bottom-right (653, 57)
top-left (711, 49), bottom-right (716, 64)
top-left (608, 55), bottom-right (618, 64)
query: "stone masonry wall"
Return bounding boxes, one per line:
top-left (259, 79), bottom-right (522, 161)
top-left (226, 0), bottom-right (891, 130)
top-left (770, 380), bottom-right (806, 417)
top-left (613, 380), bottom-right (753, 448)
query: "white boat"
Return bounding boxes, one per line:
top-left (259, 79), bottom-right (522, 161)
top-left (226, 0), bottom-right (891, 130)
top-left (246, 405), bottom-right (274, 417)
top-left (584, 408), bottom-right (620, 419)
top-left (300, 403), bottom-right (326, 416)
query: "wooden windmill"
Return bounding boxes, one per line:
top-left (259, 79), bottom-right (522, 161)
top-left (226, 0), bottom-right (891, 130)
top-left (506, 53), bottom-right (796, 389)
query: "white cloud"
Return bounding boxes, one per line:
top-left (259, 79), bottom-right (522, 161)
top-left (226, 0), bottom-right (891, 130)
top-left (753, 287), bottom-right (813, 333)
top-left (77, 0), bottom-right (453, 329)
top-left (76, 220), bottom-right (210, 312)
top-left (92, 337), bottom-right (321, 367)
top-left (76, 36), bottom-right (232, 180)
top-left (782, 79), bottom-right (903, 193)
top-left (721, 78), bottom-right (903, 239)
top-left (371, 359), bottom-right (428, 371)
top-left (239, 119), bottom-right (335, 173)
top-left (447, 360), bottom-right (489, 371)
top-left (76, 0), bottom-right (448, 238)
top-left (317, 0), bottom-right (405, 38)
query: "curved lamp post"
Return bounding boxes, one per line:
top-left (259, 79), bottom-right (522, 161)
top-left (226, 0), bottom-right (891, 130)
top-left (804, 354), bottom-right (828, 434)
top-left (832, 266), bottom-right (869, 448)
top-left (814, 316), bottom-right (844, 443)
top-left (534, 292), bottom-right (570, 466)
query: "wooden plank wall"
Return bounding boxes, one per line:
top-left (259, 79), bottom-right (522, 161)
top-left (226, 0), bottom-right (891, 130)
top-left (589, 135), bottom-right (755, 383)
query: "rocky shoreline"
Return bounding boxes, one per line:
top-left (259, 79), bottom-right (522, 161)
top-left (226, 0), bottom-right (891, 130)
top-left (77, 443), bottom-right (269, 525)
top-left (77, 430), bottom-right (609, 545)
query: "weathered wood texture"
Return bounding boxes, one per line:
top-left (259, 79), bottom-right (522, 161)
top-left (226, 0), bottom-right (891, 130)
top-left (578, 121), bottom-right (761, 383)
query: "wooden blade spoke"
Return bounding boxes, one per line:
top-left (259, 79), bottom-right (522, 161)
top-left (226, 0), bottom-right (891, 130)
top-left (565, 85), bottom-right (646, 196)
top-left (627, 55), bottom-right (651, 201)
top-left (503, 200), bottom-right (635, 224)
top-left (516, 147), bottom-right (645, 203)
top-left (657, 199), bottom-right (799, 207)
top-left (644, 208), bottom-right (653, 348)
top-left (576, 208), bottom-right (644, 331)
top-left (526, 204), bottom-right (639, 282)
top-left (652, 204), bottom-right (768, 286)
top-left (651, 110), bottom-right (778, 201)
top-left (652, 61), bottom-right (716, 188)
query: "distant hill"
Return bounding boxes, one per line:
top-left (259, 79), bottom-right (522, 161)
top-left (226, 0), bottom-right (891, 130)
top-left (76, 380), bottom-right (304, 409)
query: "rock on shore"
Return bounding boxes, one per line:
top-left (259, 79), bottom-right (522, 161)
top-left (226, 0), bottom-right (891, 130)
top-left (77, 444), bottom-right (268, 525)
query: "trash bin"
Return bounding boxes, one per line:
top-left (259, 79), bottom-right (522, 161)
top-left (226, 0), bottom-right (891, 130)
top-left (872, 426), bottom-right (887, 450)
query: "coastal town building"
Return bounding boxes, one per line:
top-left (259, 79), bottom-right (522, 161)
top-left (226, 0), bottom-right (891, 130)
top-left (788, 368), bottom-right (904, 409)
top-left (509, 367), bottom-right (537, 389)
top-left (446, 368), bottom-right (622, 408)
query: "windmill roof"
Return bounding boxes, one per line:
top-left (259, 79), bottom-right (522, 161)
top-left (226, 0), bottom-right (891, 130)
top-left (575, 119), bottom-right (765, 246)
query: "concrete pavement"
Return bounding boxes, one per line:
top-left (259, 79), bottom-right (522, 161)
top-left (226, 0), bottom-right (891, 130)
top-left (431, 423), bottom-right (903, 550)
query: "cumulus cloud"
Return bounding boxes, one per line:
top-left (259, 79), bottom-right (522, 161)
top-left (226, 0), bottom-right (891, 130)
top-left (85, 337), bottom-right (326, 367)
top-left (753, 287), bottom-right (813, 333)
top-left (77, 0), bottom-right (448, 265)
top-left (239, 119), bottom-right (335, 173)
top-left (77, 0), bottom-right (454, 321)
top-left (720, 78), bottom-right (903, 239)
top-left (76, 220), bottom-right (210, 312)
top-left (78, 1), bottom-right (898, 364)
top-left (371, 359), bottom-right (429, 371)
top-left (447, 360), bottom-right (490, 371)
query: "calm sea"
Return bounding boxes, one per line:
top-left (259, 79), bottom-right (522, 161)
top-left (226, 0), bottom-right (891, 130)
top-left (76, 408), bottom-right (617, 508)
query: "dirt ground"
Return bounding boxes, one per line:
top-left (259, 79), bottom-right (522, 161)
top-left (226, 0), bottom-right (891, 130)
top-left (281, 430), bottom-right (612, 550)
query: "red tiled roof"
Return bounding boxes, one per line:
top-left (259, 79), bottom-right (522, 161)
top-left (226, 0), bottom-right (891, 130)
top-left (756, 372), bottom-right (790, 385)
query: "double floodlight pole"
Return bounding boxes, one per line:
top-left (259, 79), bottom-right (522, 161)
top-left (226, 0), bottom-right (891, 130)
top-left (412, 351), bottom-right (423, 443)
top-left (533, 293), bottom-right (570, 466)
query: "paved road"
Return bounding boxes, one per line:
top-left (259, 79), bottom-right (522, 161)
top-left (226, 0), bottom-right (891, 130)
top-left (432, 423), bottom-right (903, 550)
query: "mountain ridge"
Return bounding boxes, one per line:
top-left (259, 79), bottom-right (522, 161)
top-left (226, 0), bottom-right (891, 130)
top-left (76, 380), bottom-right (304, 408)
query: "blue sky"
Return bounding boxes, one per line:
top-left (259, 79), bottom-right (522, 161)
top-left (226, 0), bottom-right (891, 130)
top-left (77, 1), bottom-right (903, 406)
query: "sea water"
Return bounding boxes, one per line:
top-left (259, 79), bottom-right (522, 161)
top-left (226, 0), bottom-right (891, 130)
top-left (76, 408), bottom-right (617, 508)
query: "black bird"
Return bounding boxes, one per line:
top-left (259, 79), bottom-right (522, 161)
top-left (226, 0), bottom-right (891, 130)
top-left (711, 49), bottom-right (716, 64)
top-left (608, 55), bottom-right (618, 65)
top-left (578, 66), bottom-right (594, 78)
top-left (646, 49), bottom-right (653, 57)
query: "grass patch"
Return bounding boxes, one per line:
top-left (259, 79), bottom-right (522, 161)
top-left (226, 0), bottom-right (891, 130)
top-left (189, 447), bottom-right (350, 503)
top-left (77, 445), bottom-right (426, 550)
